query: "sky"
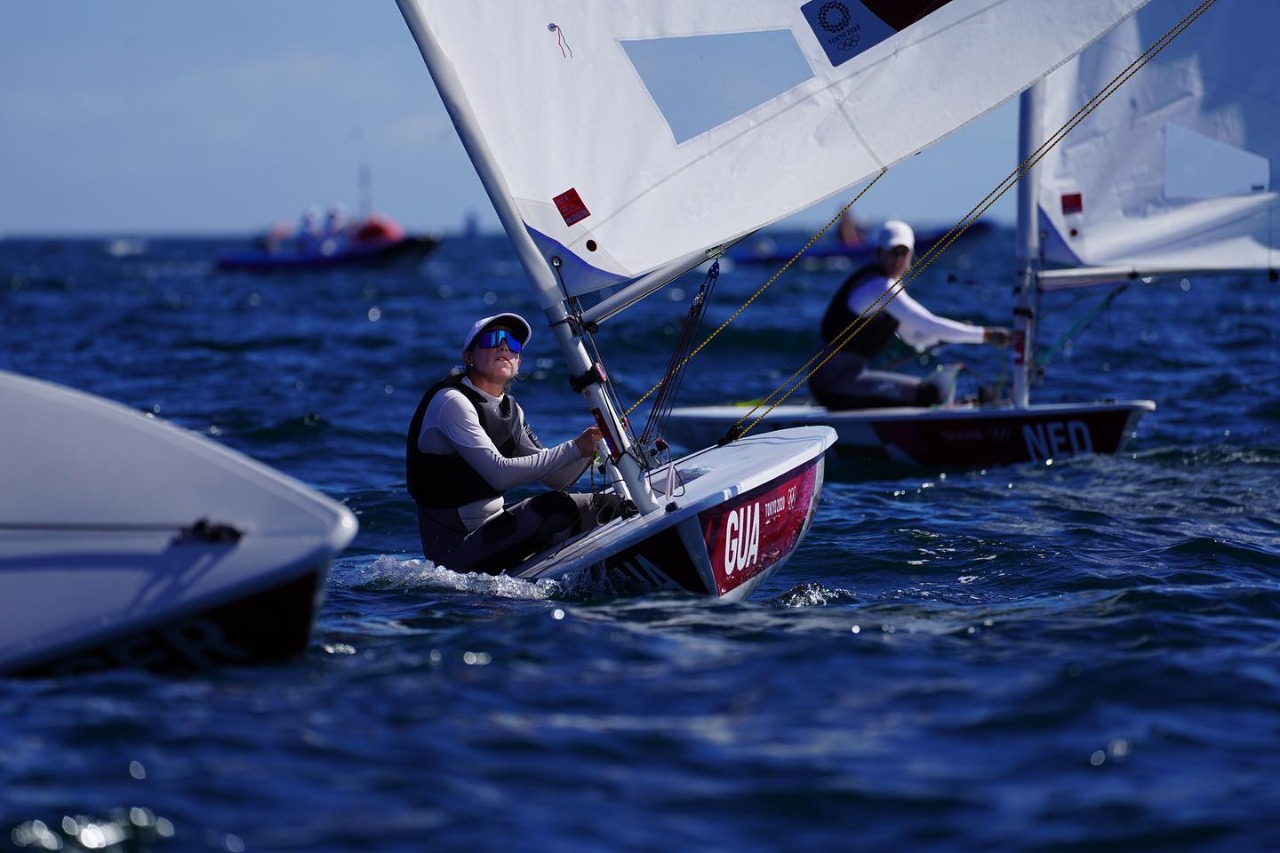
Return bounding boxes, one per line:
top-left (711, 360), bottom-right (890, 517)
top-left (0, 2), bottom-right (1020, 237)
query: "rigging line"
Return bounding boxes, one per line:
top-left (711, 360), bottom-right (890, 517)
top-left (640, 261), bottom-right (719, 446)
top-left (727, 0), bottom-right (1218, 440)
top-left (881, 343), bottom-right (942, 372)
top-left (623, 169), bottom-right (889, 418)
top-left (547, 254), bottom-right (576, 307)
top-left (1035, 283), bottom-right (1131, 369)
top-left (547, 23), bottom-right (573, 59)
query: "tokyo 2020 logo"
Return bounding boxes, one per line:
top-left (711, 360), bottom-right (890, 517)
top-left (817, 2), bottom-right (851, 34)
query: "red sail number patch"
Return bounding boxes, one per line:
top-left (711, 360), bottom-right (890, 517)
top-left (554, 188), bottom-right (590, 226)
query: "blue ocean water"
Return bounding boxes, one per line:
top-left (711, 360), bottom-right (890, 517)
top-left (1, 230), bottom-right (1278, 851)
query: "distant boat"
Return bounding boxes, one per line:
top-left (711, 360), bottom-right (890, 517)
top-left (0, 370), bottom-right (357, 677)
top-left (216, 212), bottom-right (439, 273)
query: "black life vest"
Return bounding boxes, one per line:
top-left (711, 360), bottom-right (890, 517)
top-left (819, 263), bottom-right (900, 359)
top-left (405, 374), bottom-right (525, 509)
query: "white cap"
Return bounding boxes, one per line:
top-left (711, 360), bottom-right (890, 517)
top-left (462, 312), bottom-right (533, 351)
top-left (877, 219), bottom-right (915, 252)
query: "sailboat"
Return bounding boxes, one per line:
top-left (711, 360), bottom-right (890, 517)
top-left (671, 1), bottom-right (1280, 470)
top-left (0, 371), bottom-right (357, 677)
top-left (393, 0), bottom-right (1153, 597)
top-left (1031, 0), bottom-right (1278, 286)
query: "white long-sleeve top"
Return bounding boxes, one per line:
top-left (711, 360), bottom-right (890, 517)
top-left (846, 272), bottom-right (986, 351)
top-left (416, 377), bottom-right (589, 530)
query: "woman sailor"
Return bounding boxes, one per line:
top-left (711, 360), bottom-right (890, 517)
top-left (406, 312), bottom-right (617, 574)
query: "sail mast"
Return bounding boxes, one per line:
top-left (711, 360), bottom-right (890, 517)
top-left (1012, 81), bottom-right (1045, 410)
top-left (395, 1), bottom-right (657, 512)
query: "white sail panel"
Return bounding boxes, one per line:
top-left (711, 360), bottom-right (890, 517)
top-left (621, 31), bottom-right (816, 145)
top-left (1037, 0), bottom-right (1280, 274)
top-left (399, 0), bottom-right (1151, 298)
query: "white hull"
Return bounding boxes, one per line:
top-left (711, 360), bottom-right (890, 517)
top-left (665, 400), bottom-right (1153, 470)
top-left (512, 426), bottom-right (835, 601)
top-left (0, 371), bottom-right (358, 677)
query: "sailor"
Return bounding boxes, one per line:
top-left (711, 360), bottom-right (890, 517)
top-left (296, 205), bottom-right (322, 251)
top-left (809, 219), bottom-right (1013, 410)
top-left (323, 202), bottom-right (347, 236)
top-left (319, 202), bottom-right (348, 255)
top-left (407, 312), bottom-right (619, 574)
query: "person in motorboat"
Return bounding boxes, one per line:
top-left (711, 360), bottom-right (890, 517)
top-left (295, 205), bottom-right (322, 253)
top-left (407, 312), bottom-right (621, 574)
top-left (323, 202), bottom-right (347, 237)
top-left (809, 219), bottom-right (1012, 410)
top-left (319, 202), bottom-right (349, 255)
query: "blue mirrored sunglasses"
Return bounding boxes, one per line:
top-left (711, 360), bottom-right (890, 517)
top-left (475, 328), bottom-right (523, 354)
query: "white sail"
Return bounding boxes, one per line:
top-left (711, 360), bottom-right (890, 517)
top-left (398, 0), bottom-right (1151, 301)
top-left (1037, 0), bottom-right (1280, 277)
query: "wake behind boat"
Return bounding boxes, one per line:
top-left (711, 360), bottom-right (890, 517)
top-left (0, 371), bottom-right (357, 677)
top-left (394, 0), bottom-right (1152, 595)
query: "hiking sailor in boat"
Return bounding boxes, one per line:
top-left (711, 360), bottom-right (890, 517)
top-left (407, 312), bottom-right (618, 574)
top-left (810, 220), bottom-right (1012, 410)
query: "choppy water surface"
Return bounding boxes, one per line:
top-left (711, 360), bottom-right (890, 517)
top-left (1, 232), bottom-right (1277, 851)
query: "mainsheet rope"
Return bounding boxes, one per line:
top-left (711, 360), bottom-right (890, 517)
top-left (1036, 283), bottom-right (1131, 370)
top-left (627, 0), bottom-right (1218, 442)
top-left (638, 260), bottom-right (721, 449)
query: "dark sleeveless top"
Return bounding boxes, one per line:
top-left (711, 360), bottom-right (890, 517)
top-left (819, 263), bottom-right (900, 359)
top-left (406, 374), bottom-right (523, 509)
